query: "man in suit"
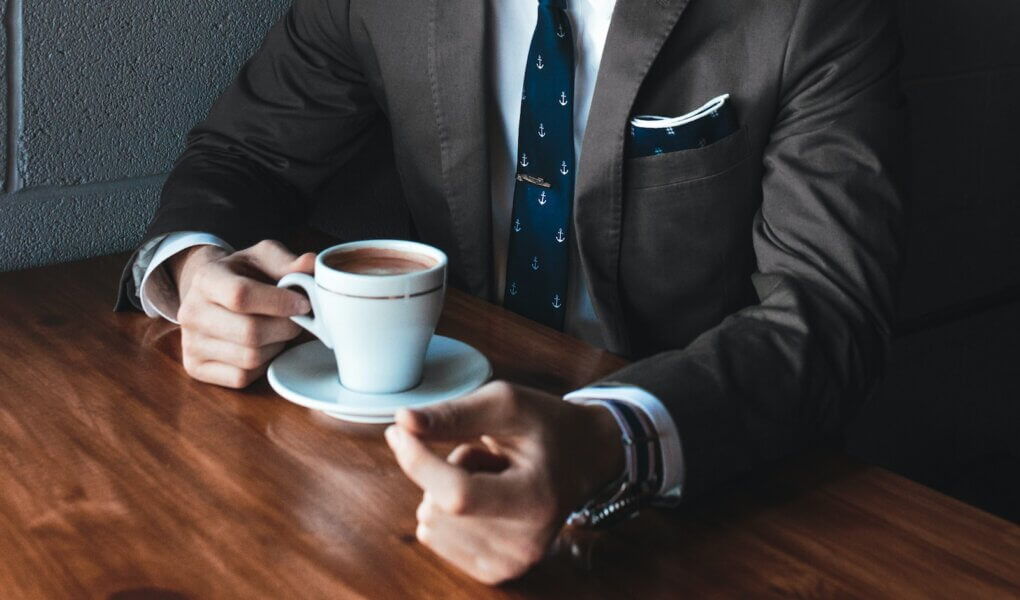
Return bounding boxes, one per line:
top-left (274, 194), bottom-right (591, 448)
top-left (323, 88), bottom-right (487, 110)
top-left (118, 0), bottom-right (905, 584)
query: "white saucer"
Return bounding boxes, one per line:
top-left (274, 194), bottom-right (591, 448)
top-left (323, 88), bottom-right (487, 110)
top-left (267, 335), bottom-right (492, 424)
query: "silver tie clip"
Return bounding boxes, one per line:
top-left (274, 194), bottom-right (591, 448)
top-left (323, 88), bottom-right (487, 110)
top-left (516, 174), bottom-right (552, 188)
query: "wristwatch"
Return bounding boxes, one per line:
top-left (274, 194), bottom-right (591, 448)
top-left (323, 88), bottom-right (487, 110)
top-left (566, 398), bottom-right (661, 529)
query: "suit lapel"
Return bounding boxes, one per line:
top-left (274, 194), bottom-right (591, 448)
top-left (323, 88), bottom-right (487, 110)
top-left (575, 0), bottom-right (692, 353)
top-left (429, 0), bottom-right (493, 299)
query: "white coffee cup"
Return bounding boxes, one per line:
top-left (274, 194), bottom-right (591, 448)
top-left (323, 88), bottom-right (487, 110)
top-left (277, 240), bottom-right (447, 394)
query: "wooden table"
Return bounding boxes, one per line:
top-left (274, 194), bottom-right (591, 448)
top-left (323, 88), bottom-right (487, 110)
top-left (1, 251), bottom-right (1018, 599)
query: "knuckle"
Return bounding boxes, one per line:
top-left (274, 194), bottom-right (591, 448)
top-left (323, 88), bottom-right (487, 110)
top-left (415, 501), bottom-right (431, 525)
top-left (492, 382), bottom-right (520, 411)
top-left (225, 281), bottom-right (251, 312)
top-left (226, 369), bottom-right (249, 389)
top-left (489, 380), bottom-right (514, 397)
top-left (415, 523), bottom-right (431, 545)
top-left (238, 320), bottom-right (262, 347)
top-left (239, 347), bottom-right (263, 370)
top-left (181, 355), bottom-right (200, 377)
top-left (443, 481), bottom-right (472, 516)
top-left (255, 239), bottom-right (283, 253)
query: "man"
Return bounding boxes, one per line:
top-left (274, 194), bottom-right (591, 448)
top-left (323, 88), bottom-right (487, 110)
top-left (117, 0), bottom-right (905, 585)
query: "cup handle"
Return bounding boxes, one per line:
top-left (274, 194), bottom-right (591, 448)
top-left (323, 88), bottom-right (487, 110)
top-left (277, 272), bottom-right (333, 349)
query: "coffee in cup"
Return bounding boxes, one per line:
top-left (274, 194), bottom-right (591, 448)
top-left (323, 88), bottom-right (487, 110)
top-left (322, 247), bottom-right (438, 276)
top-left (277, 240), bottom-right (447, 394)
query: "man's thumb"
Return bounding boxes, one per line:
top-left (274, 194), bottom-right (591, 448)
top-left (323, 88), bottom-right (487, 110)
top-left (291, 252), bottom-right (316, 274)
top-left (395, 382), bottom-right (518, 441)
top-left (244, 240), bottom-right (310, 279)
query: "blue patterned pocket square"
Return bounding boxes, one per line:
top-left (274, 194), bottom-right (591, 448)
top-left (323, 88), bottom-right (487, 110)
top-left (626, 94), bottom-right (739, 159)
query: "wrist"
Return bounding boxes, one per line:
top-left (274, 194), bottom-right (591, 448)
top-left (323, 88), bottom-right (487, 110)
top-left (169, 245), bottom-right (227, 299)
top-left (577, 404), bottom-right (626, 506)
top-left (566, 399), bottom-right (664, 529)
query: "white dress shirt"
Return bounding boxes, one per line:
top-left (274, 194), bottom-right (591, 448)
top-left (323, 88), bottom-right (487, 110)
top-left (133, 0), bottom-right (683, 500)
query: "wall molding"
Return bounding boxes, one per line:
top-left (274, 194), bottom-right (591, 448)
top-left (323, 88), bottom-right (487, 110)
top-left (5, 0), bottom-right (24, 193)
top-left (0, 173), bottom-right (167, 204)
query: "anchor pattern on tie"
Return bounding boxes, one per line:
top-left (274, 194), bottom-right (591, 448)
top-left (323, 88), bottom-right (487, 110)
top-left (503, 0), bottom-right (574, 330)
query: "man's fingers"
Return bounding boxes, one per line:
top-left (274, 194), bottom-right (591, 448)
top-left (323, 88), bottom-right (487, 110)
top-left (387, 427), bottom-right (523, 516)
top-left (395, 381), bottom-right (526, 441)
top-left (447, 443), bottom-right (510, 474)
top-left (386, 426), bottom-right (472, 512)
top-left (414, 509), bottom-right (516, 585)
top-left (180, 302), bottom-right (302, 347)
top-left (291, 252), bottom-right (317, 274)
top-left (414, 519), bottom-right (501, 584)
top-left (183, 360), bottom-right (267, 389)
top-left (416, 496), bottom-right (541, 585)
top-left (241, 240), bottom-right (316, 280)
top-left (200, 269), bottom-right (310, 317)
top-left (182, 332), bottom-right (285, 370)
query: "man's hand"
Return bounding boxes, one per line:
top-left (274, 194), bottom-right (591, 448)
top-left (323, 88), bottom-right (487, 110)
top-left (385, 381), bottom-right (624, 585)
top-left (171, 240), bottom-right (316, 388)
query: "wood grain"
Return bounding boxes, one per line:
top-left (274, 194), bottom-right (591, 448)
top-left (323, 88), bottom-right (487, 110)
top-left (0, 251), bottom-right (1017, 599)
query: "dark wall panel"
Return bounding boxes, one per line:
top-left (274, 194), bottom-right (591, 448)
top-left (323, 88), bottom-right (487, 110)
top-left (894, 2), bottom-right (1020, 322)
top-left (897, 0), bottom-right (1020, 79)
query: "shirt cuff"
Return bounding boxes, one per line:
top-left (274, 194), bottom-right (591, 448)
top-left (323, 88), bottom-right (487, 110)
top-left (564, 385), bottom-right (684, 503)
top-left (135, 232), bottom-right (233, 323)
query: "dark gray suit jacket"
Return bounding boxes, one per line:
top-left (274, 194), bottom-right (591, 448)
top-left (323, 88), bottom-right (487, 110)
top-left (119, 0), bottom-right (906, 498)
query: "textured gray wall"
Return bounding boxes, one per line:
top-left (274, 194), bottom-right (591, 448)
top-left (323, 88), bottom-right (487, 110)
top-left (0, 0), bottom-right (290, 271)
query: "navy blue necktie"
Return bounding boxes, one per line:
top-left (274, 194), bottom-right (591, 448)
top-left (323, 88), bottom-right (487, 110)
top-left (503, 0), bottom-right (575, 330)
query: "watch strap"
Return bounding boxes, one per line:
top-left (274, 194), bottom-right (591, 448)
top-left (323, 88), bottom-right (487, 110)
top-left (567, 399), bottom-right (662, 529)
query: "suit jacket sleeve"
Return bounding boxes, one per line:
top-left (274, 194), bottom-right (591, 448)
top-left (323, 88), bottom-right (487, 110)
top-left (604, 0), bottom-right (907, 498)
top-left (116, 0), bottom-right (376, 310)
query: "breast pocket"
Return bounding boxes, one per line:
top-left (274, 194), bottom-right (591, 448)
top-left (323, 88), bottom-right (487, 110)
top-left (625, 125), bottom-right (750, 190)
top-left (618, 124), bottom-right (759, 354)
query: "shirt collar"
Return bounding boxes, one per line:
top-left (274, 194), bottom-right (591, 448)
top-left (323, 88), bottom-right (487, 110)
top-left (576, 0), bottom-right (617, 20)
